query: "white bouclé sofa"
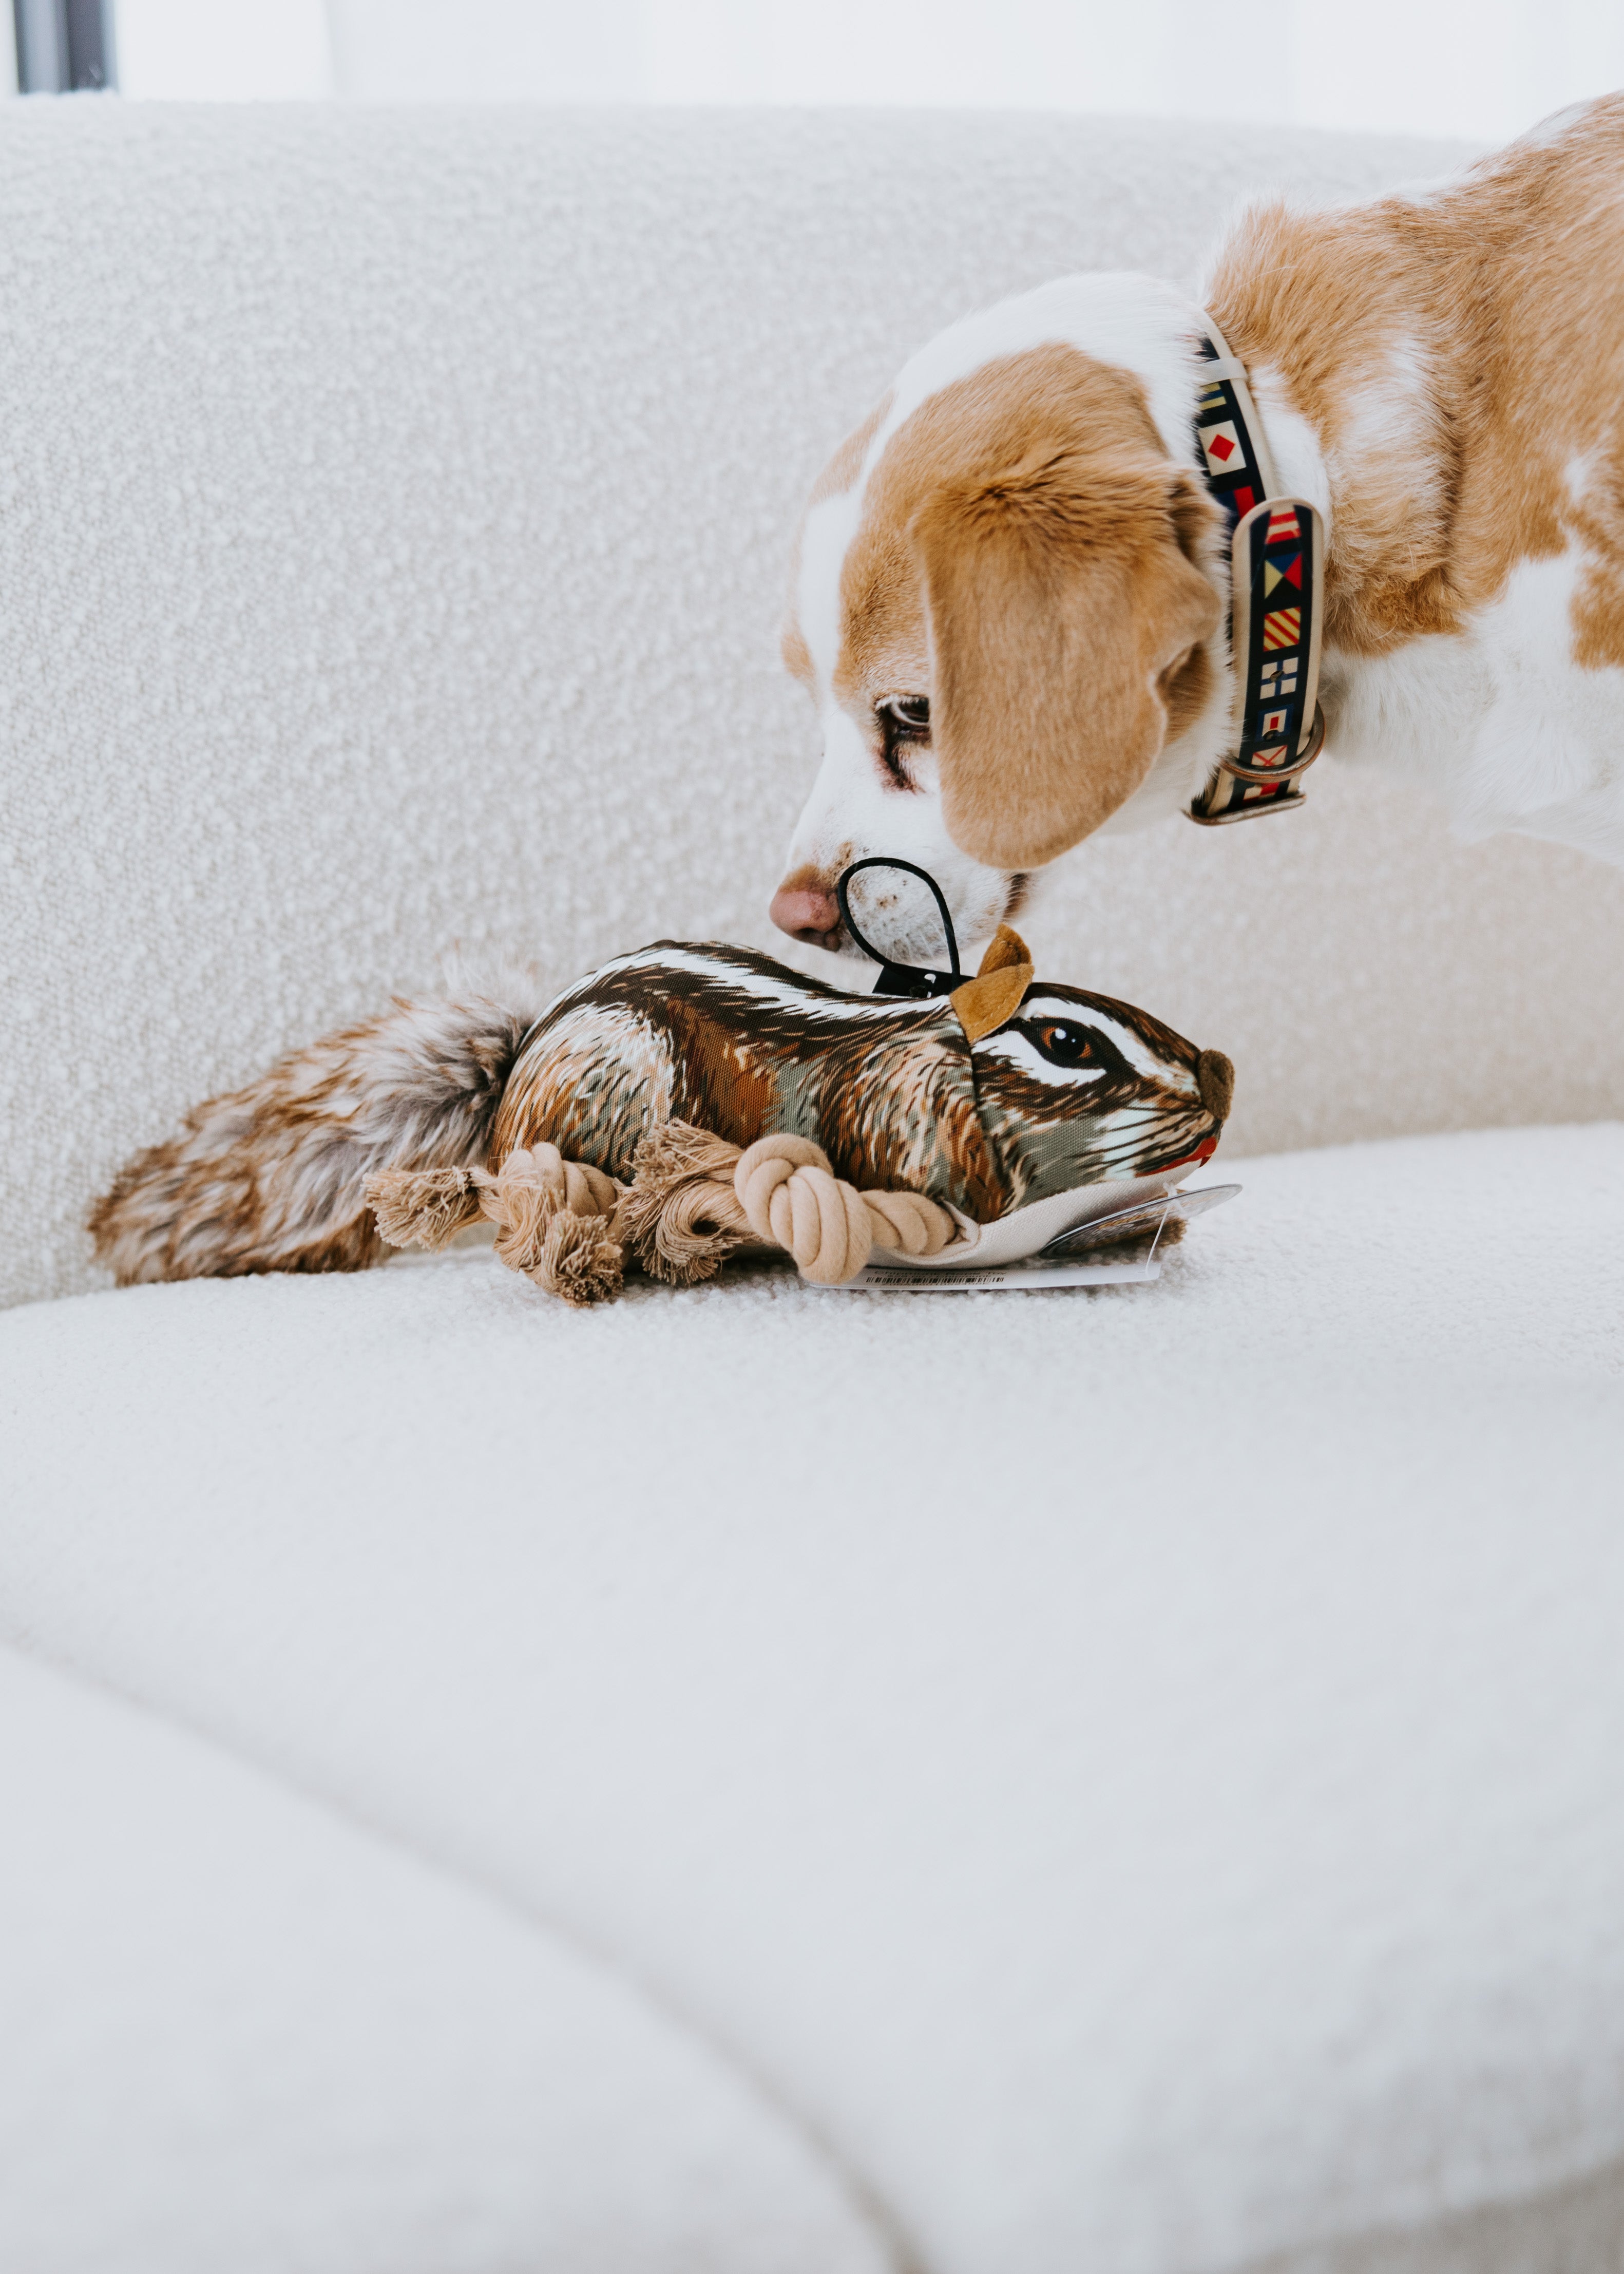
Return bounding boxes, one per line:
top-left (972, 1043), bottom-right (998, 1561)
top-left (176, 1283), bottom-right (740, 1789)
top-left (3, 98), bottom-right (1624, 2274)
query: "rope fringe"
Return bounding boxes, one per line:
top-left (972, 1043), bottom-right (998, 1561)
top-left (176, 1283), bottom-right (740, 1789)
top-left (366, 1166), bottom-right (482, 1252)
top-left (365, 1123), bottom-right (958, 1305)
top-left (536, 1207), bottom-right (624, 1307)
top-left (617, 1122), bottom-right (752, 1285)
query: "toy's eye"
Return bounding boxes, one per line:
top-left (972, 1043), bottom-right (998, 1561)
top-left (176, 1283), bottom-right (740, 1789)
top-left (877, 694), bottom-right (930, 738)
top-left (1020, 1019), bottom-right (1112, 1071)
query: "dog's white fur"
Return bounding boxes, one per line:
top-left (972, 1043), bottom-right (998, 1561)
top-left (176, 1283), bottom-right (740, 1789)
top-left (776, 100), bottom-right (1624, 963)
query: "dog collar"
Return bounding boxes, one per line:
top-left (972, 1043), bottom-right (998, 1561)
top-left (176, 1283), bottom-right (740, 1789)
top-left (1185, 317), bottom-right (1326, 827)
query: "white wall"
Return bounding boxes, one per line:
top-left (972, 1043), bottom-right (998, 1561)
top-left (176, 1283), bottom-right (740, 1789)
top-left (326, 0), bottom-right (639, 104)
top-left (84, 0), bottom-right (1624, 145)
top-left (116, 0), bottom-right (332, 98)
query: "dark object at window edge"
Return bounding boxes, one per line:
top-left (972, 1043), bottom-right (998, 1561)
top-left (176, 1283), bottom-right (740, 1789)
top-left (14, 0), bottom-right (117, 92)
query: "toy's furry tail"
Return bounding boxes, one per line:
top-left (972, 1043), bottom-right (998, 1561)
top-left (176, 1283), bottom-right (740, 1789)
top-left (88, 963), bottom-right (551, 1285)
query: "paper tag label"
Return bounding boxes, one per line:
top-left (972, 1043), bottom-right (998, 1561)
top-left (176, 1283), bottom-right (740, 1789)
top-left (828, 1259), bottom-right (1163, 1294)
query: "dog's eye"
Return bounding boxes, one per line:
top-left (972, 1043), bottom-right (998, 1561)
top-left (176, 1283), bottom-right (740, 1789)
top-left (1020, 1020), bottom-right (1112, 1071)
top-left (877, 695), bottom-right (930, 738)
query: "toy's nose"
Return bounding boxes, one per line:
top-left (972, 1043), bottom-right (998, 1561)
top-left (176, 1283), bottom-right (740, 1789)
top-left (1197, 1049), bottom-right (1234, 1124)
top-left (770, 882), bottom-right (842, 949)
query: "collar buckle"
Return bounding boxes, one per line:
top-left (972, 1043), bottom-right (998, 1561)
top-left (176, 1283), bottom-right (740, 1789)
top-left (1220, 700), bottom-right (1325, 786)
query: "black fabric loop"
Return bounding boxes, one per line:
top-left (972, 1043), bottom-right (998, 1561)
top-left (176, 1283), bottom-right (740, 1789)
top-left (835, 859), bottom-right (964, 998)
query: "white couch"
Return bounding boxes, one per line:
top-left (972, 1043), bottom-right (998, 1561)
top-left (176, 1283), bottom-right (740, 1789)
top-left (3, 98), bottom-right (1623, 2274)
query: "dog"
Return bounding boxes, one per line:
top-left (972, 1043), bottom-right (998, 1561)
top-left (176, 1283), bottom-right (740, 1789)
top-left (87, 942), bottom-right (1230, 1285)
top-left (771, 96), bottom-right (1624, 963)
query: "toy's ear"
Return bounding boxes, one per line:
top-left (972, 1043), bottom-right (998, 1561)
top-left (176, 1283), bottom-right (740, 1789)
top-left (976, 924), bottom-right (1030, 976)
top-left (951, 924), bottom-right (1036, 1045)
top-left (912, 459), bottom-right (1221, 871)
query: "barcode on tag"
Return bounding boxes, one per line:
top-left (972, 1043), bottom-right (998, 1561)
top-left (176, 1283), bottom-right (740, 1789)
top-left (827, 1259), bottom-right (1163, 1294)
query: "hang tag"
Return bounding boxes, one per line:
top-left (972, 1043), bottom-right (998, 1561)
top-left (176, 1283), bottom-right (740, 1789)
top-left (826, 1184), bottom-right (1240, 1293)
top-left (833, 1257), bottom-right (1163, 1294)
top-left (1040, 1183), bottom-right (1240, 1258)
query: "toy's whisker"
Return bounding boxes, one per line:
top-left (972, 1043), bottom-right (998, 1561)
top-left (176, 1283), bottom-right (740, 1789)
top-left (1086, 1119), bottom-right (1195, 1144)
top-left (1089, 1126), bottom-right (1207, 1167)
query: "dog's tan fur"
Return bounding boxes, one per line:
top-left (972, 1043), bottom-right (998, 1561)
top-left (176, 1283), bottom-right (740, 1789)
top-left (784, 348), bottom-right (1222, 873)
top-left (1206, 116), bottom-right (1624, 660)
top-left (774, 98), bottom-right (1624, 952)
top-left (836, 349), bottom-right (1221, 869)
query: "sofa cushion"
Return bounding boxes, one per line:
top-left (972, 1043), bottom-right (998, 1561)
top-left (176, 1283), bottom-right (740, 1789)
top-left (0, 1647), bottom-right (891, 2274)
top-left (4, 1125), bottom-right (1623, 2274)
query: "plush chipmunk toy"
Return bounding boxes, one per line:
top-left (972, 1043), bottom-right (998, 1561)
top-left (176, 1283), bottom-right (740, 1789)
top-left (89, 903), bottom-right (1233, 1306)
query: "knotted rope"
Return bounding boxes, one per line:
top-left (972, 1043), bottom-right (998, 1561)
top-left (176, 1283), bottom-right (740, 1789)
top-left (616, 1123), bottom-right (957, 1287)
top-left (367, 1123), bottom-right (959, 1305)
top-left (366, 1143), bottom-right (623, 1306)
top-left (731, 1133), bottom-right (954, 1282)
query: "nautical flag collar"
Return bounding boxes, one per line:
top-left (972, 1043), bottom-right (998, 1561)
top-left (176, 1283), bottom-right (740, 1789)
top-left (1186, 316), bottom-right (1326, 827)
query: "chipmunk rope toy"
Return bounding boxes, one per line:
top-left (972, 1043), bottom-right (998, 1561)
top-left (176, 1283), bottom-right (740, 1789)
top-left (90, 865), bottom-right (1234, 1306)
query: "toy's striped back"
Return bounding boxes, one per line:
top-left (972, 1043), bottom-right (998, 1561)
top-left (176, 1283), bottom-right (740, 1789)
top-left (492, 943), bottom-right (1224, 1223)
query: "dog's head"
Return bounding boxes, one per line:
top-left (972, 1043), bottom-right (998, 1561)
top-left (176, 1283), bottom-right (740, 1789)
top-left (772, 275), bottom-right (1230, 961)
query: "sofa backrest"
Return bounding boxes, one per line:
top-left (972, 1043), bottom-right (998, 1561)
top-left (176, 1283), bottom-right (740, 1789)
top-left (5, 100), bottom-right (1622, 1306)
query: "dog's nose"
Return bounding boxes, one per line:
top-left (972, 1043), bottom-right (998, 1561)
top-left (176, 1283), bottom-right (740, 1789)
top-left (1196, 1049), bottom-right (1234, 1124)
top-left (770, 882), bottom-right (842, 949)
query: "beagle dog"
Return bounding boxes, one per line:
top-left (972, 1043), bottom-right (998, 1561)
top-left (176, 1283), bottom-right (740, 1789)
top-left (772, 96), bottom-right (1624, 963)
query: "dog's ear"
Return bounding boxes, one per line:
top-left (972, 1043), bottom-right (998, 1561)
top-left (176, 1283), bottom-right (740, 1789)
top-left (911, 458), bottom-right (1222, 870)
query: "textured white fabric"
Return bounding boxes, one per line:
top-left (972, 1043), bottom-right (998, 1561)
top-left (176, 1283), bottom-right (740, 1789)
top-left (0, 1646), bottom-right (890, 2274)
top-left (5, 1126), bottom-right (1623, 2274)
top-left (6, 94), bottom-right (1624, 2274)
top-left (8, 101), bottom-right (1624, 1308)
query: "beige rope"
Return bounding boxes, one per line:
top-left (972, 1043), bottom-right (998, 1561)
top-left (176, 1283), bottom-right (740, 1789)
top-left (368, 1123), bottom-right (957, 1301)
top-left (732, 1132), bottom-right (956, 1283)
top-left (365, 1143), bottom-right (622, 1306)
top-left (366, 1166), bottom-right (484, 1254)
top-left (615, 1122), bottom-right (752, 1286)
top-left (481, 1145), bottom-right (619, 1276)
top-left (617, 1123), bottom-right (956, 1286)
